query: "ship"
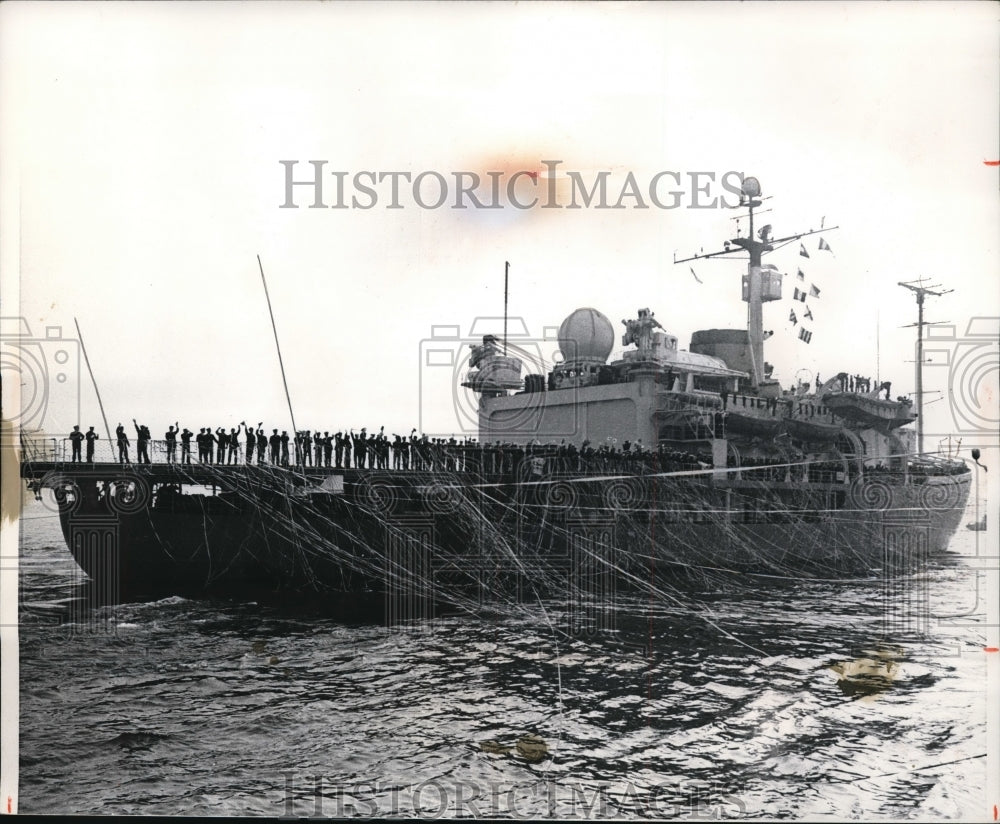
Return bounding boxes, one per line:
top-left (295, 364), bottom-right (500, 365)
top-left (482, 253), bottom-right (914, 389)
top-left (18, 176), bottom-right (972, 611)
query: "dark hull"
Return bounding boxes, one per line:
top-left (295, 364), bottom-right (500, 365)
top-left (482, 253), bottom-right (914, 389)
top-left (35, 462), bottom-right (971, 607)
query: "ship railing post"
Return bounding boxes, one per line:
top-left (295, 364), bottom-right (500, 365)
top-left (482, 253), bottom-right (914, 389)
top-left (975, 459), bottom-right (980, 551)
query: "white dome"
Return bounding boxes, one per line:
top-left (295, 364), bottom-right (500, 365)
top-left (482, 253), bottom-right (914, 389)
top-left (558, 307), bottom-right (615, 365)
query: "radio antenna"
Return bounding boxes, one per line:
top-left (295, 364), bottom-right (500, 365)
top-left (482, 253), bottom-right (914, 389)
top-left (898, 279), bottom-right (952, 454)
top-left (504, 261), bottom-right (510, 356)
top-left (258, 255), bottom-right (299, 449)
top-left (73, 318), bottom-right (112, 448)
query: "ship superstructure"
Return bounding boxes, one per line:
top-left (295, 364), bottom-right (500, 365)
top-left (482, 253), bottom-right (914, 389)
top-left (467, 176), bottom-right (920, 483)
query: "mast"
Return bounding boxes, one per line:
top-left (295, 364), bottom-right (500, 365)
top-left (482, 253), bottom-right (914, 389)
top-left (258, 255), bottom-right (300, 450)
top-left (74, 318), bottom-right (113, 447)
top-left (898, 279), bottom-right (951, 454)
top-left (503, 261), bottom-right (509, 357)
top-left (731, 179), bottom-right (766, 386)
top-left (674, 176), bottom-right (836, 389)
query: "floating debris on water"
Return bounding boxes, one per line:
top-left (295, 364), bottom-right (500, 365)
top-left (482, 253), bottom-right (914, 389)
top-left (828, 644), bottom-right (904, 698)
top-left (515, 734), bottom-right (549, 762)
top-left (479, 734), bottom-right (549, 763)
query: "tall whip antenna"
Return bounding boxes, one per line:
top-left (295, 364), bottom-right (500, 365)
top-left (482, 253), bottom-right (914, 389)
top-left (899, 279), bottom-right (952, 454)
top-left (504, 261), bottom-right (509, 356)
top-left (258, 255), bottom-right (299, 444)
top-left (73, 318), bottom-right (112, 447)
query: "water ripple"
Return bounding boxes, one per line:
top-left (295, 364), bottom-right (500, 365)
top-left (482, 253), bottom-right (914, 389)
top-left (15, 505), bottom-right (990, 818)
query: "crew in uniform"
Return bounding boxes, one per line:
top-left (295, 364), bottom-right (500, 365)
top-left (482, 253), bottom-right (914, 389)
top-left (165, 423), bottom-right (179, 463)
top-left (133, 420), bottom-right (151, 464)
top-left (180, 428), bottom-right (193, 464)
top-left (85, 426), bottom-right (99, 462)
top-left (204, 427), bottom-right (216, 464)
top-left (69, 426), bottom-right (84, 462)
top-left (255, 427), bottom-right (267, 464)
top-left (115, 423), bottom-right (130, 464)
top-left (215, 427), bottom-right (228, 463)
top-left (244, 423), bottom-right (257, 464)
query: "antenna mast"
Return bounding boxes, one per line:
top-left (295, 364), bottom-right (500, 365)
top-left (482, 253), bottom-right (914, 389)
top-left (898, 279), bottom-right (952, 454)
top-left (258, 255), bottom-right (299, 446)
top-left (73, 318), bottom-right (113, 448)
top-left (674, 176), bottom-right (837, 389)
top-left (503, 261), bottom-right (509, 356)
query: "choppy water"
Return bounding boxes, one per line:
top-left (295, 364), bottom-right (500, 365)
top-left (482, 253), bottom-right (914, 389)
top-left (14, 498), bottom-right (994, 819)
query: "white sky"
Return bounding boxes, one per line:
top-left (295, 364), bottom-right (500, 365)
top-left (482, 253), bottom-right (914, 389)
top-left (2, 1), bottom-right (998, 449)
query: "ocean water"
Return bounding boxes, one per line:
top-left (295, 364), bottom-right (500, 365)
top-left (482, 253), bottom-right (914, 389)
top-left (14, 497), bottom-right (993, 819)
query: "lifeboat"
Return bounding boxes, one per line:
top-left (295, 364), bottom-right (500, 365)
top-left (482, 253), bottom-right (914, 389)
top-left (784, 417), bottom-right (844, 442)
top-left (822, 391), bottom-right (916, 430)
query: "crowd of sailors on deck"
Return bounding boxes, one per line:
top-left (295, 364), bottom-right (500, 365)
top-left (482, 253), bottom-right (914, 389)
top-left (835, 373), bottom-right (875, 394)
top-left (64, 420), bottom-right (964, 481)
top-left (864, 461), bottom-right (967, 477)
top-left (69, 422), bottom-right (748, 476)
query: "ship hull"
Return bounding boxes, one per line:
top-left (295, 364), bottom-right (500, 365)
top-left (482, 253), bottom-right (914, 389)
top-left (32, 463), bottom-right (971, 607)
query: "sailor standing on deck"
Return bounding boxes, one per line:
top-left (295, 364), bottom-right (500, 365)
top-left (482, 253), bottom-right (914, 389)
top-left (353, 429), bottom-right (366, 469)
top-left (302, 431), bottom-right (313, 467)
top-left (69, 426), bottom-right (84, 462)
top-left (180, 428), bottom-right (193, 464)
top-left (133, 419), bottom-right (151, 464)
top-left (228, 427), bottom-right (240, 464)
top-left (204, 426), bottom-right (216, 465)
top-left (215, 428), bottom-right (228, 463)
top-left (244, 423), bottom-right (257, 463)
top-left (280, 431), bottom-right (290, 466)
top-left (255, 427), bottom-right (267, 465)
top-left (165, 423), bottom-right (179, 463)
top-left (85, 426), bottom-right (98, 462)
top-left (269, 429), bottom-right (281, 464)
top-left (116, 424), bottom-right (130, 464)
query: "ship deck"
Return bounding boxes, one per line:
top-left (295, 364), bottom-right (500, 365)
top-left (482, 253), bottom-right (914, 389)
top-left (19, 460), bottom-right (433, 486)
top-left (19, 458), bottom-right (947, 495)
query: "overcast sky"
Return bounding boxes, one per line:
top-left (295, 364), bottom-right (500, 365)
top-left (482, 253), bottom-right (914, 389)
top-left (2, 1), bottom-right (997, 451)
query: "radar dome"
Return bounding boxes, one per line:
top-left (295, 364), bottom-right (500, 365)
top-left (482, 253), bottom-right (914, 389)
top-left (558, 307), bottom-right (614, 365)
